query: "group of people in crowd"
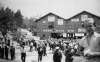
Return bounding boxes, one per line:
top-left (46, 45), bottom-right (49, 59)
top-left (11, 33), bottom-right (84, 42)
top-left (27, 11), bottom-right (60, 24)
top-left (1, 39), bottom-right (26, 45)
top-left (48, 38), bottom-right (79, 62)
top-left (0, 39), bottom-right (15, 61)
top-left (20, 39), bottom-right (48, 62)
top-left (20, 36), bottom-right (79, 62)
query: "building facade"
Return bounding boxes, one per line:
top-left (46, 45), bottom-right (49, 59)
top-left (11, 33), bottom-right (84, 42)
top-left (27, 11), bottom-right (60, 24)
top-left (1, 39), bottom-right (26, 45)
top-left (35, 11), bottom-right (100, 39)
top-left (35, 13), bottom-right (67, 38)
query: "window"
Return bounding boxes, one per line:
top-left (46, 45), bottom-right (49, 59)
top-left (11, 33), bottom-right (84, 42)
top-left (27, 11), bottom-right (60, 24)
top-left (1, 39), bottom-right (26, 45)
top-left (67, 30), bottom-right (71, 32)
top-left (70, 30), bottom-right (74, 32)
top-left (48, 22), bottom-right (54, 29)
top-left (58, 19), bottom-right (63, 25)
top-left (81, 15), bottom-right (88, 21)
top-left (43, 21), bottom-right (46, 23)
top-left (48, 24), bottom-right (54, 29)
top-left (78, 28), bottom-right (86, 32)
top-left (48, 16), bottom-right (55, 22)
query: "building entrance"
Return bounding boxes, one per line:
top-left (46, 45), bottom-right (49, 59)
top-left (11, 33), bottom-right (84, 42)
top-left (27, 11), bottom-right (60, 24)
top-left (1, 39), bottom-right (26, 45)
top-left (51, 33), bottom-right (63, 38)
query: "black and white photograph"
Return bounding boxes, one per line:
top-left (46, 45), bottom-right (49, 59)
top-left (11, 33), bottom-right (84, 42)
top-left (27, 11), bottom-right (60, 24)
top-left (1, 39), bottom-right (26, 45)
top-left (0, 0), bottom-right (100, 62)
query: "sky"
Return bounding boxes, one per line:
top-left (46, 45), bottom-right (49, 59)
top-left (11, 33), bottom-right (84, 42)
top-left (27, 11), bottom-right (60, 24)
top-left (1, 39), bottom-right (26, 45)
top-left (0, 0), bottom-right (100, 19)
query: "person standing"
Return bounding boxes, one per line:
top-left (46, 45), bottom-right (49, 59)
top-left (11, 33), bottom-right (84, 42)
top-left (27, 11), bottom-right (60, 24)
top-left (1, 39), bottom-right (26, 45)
top-left (79, 20), bottom-right (100, 62)
top-left (43, 44), bottom-right (47, 56)
top-left (1, 43), bottom-right (5, 59)
top-left (0, 44), bottom-right (2, 58)
top-left (33, 41), bottom-right (37, 51)
top-left (5, 44), bottom-right (9, 60)
top-left (21, 45), bottom-right (26, 62)
top-left (30, 42), bottom-right (33, 52)
top-left (53, 47), bottom-right (62, 62)
top-left (64, 49), bottom-right (70, 62)
top-left (37, 47), bottom-right (43, 61)
top-left (10, 45), bottom-right (15, 60)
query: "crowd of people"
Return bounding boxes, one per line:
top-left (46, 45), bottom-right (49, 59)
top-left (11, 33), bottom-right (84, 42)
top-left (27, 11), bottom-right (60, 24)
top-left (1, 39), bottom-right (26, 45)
top-left (47, 38), bottom-right (79, 62)
top-left (19, 37), bottom-right (79, 62)
top-left (0, 40), bottom-right (15, 61)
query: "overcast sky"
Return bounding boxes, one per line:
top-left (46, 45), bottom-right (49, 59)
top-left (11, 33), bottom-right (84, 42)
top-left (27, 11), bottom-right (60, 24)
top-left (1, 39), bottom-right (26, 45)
top-left (1, 0), bottom-right (100, 19)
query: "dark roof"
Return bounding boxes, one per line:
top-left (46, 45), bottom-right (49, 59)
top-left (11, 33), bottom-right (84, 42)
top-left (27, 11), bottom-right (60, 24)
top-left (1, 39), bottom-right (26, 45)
top-left (67, 10), bottom-right (100, 20)
top-left (35, 12), bottom-right (66, 22)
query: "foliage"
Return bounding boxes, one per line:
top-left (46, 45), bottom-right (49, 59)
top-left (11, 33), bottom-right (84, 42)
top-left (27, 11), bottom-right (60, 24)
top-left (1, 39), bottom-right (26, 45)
top-left (22, 17), bottom-right (37, 34)
top-left (29, 17), bottom-right (36, 32)
top-left (12, 31), bottom-right (21, 41)
top-left (0, 7), bottom-right (23, 35)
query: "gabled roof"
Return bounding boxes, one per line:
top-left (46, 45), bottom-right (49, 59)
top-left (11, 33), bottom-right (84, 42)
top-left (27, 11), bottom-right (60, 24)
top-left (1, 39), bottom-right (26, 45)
top-left (35, 12), bottom-right (66, 22)
top-left (67, 10), bottom-right (100, 20)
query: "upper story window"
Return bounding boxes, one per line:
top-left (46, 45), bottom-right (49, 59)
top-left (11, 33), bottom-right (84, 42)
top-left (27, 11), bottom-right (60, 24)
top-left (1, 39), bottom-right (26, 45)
top-left (81, 15), bottom-right (88, 21)
top-left (71, 18), bottom-right (79, 22)
top-left (48, 16), bottom-right (55, 22)
top-left (48, 22), bottom-right (54, 29)
top-left (48, 25), bottom-right (54, 29)
top-left (58, 19), bottom-right (63, 25)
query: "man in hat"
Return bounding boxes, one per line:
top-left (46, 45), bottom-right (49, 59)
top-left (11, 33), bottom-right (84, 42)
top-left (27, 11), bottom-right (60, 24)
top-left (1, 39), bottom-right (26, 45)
top-left (10, 43), bottom-right (15, 60)
top-left (53, 47), bottom-right (62, 62)
top-left (79, 20), bottom-right (100, 62)
top-left (37, 47), bottom-right (43, 61)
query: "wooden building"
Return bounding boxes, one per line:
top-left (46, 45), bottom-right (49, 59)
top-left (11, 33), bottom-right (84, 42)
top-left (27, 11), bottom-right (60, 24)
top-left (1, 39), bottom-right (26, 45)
top-left (35, 11), bottom-right (100, 39)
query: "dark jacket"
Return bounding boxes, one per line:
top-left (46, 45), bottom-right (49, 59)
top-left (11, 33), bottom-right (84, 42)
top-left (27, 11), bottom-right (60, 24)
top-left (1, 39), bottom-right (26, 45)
top-left (10, 46), bottom-right (15, 55)
top-left (53, 50), bottom-right (62, 62)
top-left (37, 47), bottom-right (43, 56)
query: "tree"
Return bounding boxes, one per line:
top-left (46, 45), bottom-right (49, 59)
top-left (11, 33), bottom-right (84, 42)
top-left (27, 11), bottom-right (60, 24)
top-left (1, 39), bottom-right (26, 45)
top-left (0, 7), bottom-right (14, 35)
top-left (15, 10), bottom-right (23, 28)
top-left (28, 17), bottom-right (36, 35)
top-left (22, 17), bottom-right (37, 33)
top-left (0, 7), bottom-right (23, 36)
top-left (22, 17), bottom-right (30, 28)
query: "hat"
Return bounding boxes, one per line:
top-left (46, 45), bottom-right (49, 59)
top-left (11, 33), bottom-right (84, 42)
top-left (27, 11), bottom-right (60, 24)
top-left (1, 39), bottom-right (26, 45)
top-left (55, 47), bottom-right (59, 49)
top-left (82, 19), bottom-right (94, 28)
top-left (84, 18), bottom-right (94, 24)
